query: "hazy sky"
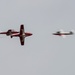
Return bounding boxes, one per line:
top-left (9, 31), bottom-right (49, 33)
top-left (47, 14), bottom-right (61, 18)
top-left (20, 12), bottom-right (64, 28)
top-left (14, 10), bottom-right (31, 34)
top-left (0, 0), bottom-right (75, 75)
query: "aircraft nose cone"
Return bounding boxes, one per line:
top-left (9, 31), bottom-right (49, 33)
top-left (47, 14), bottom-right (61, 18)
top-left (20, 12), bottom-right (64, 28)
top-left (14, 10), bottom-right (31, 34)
top-left (29, 33), bottom-right (33, 36)
top-left (25, 32), bottom-right (33, 36)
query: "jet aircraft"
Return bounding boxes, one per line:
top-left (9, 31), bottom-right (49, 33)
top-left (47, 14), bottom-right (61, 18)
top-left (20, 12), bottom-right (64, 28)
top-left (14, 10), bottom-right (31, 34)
top-left (53, 30), bottom-right (74, 38)
top-left (11, 24), bottom-right (33, 45)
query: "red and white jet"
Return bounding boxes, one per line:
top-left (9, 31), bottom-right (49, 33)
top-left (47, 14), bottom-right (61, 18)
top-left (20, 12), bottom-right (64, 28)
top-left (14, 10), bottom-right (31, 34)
top-left (0, 25), bottom-right (32, 45)
top-left (53, 30), bottom-right (74, 38)
top-left (10, 24), bottom-right (33, 45)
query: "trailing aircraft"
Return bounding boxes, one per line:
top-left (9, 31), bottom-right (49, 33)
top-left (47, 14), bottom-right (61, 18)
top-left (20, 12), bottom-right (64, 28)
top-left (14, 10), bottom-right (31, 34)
top-left (53, 29), bottom-right (74, 38)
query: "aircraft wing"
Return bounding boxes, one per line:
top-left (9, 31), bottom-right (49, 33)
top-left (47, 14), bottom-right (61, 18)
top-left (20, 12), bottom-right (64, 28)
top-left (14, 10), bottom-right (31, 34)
top-left (20, 37), bottom-right (24, 45)
top-left (11, 33), bottom-right (25, 45)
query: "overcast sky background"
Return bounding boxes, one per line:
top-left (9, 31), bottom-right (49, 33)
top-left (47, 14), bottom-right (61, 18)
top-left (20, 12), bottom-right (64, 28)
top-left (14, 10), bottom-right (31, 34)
top-left (0, 0), bottom-right (75, 75)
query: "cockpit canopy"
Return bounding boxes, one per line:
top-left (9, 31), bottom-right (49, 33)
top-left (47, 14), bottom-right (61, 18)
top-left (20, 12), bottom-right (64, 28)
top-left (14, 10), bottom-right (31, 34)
top-left (6, 29), bottom-right (12, 36)
top-left (56, 31), bottom-right (60, 34)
